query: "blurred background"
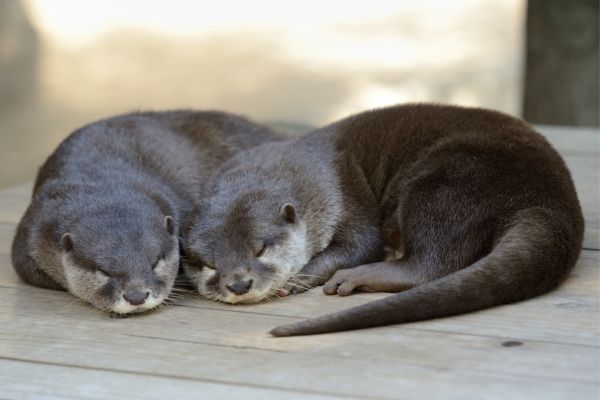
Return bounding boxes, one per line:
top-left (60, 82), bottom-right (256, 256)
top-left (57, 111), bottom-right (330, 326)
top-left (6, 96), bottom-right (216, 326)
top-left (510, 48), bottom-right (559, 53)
top-left (0, 0), bottom-right (598, 188)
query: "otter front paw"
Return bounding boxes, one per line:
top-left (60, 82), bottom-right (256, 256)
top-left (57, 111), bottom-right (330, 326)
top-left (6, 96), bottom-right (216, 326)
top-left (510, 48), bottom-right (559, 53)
top-left (323, 266), bottom-right (376, 296)
top-left (323, 262), bottom-right (417, 296)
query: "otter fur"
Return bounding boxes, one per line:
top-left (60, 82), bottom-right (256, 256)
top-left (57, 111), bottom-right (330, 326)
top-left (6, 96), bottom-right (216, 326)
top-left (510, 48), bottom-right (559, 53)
top-left (12, 110), bottom-right (280, 314)
top-left (182, 104), bottom-right (583, 336)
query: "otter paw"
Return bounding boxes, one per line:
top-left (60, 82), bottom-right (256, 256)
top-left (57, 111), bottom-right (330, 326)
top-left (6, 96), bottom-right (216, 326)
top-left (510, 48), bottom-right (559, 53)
top-left (323, 268), bottom-right (373, 296)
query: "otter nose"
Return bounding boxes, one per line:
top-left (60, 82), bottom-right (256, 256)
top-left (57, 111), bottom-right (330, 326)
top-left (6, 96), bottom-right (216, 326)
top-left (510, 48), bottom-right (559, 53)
top-left (124, 290), bottom-right (149, 305)
top-left (226, 280), bottom-right (253, 295)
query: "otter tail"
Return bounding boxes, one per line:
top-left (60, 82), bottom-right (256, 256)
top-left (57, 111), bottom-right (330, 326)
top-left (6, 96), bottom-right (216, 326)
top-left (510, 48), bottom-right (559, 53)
top-left (270, 207), bottom-right (583, 337)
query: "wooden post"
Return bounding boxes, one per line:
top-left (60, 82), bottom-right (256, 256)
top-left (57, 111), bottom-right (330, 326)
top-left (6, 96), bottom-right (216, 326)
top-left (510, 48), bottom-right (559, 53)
top-left (524, 0), bottom-right (599, 127)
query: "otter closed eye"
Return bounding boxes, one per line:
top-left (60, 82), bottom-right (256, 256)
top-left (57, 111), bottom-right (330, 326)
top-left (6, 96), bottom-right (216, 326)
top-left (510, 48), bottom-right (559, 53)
top-left (97, 268), bottom-right (111, 278)
top-left (152, 254), bottom-right (165, 270)
top-left (255, 240), bottom-right (275, 258)
top-left (255, 243), bottom-right (267, 258)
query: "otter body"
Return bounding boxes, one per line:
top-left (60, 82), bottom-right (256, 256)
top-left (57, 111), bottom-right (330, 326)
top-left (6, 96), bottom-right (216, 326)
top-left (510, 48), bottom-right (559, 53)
top-left (12, 111), bottom-right (280, 313)
top-left (183, 104), bottom-right (583, 336)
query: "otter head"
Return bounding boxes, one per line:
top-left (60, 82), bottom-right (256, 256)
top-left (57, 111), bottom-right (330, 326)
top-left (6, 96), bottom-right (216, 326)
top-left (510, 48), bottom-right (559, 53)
top-left (183, 191), bottom-right (310, 303)
top-left (60, 211), bottom-right (179, 314)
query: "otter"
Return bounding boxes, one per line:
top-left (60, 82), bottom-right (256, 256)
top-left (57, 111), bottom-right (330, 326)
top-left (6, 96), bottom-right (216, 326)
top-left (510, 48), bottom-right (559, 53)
top-left (12, 110), bottom-right (280, 314)
top-left (182, 104), bottom-right (583, 336)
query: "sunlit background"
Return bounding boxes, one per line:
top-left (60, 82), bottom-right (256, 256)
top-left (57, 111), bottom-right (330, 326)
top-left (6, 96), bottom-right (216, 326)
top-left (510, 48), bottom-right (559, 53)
top-left (1, 0), bottom-right (527, 188)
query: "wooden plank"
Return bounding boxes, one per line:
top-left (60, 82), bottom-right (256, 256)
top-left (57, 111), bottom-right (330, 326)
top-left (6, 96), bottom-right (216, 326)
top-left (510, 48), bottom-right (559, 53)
top-left (167, 250), bottom-right (600, 347)
top-left (562, 155), bottom-right (600, 249)
top-left (0, 244), bottom-right (597, 329)
top-left (0, 150), bottom-right (598, 347)
top-left (0, 188), bottom-right (29, 224)
top-left (538, 126), bottom-right (599, 249)
top-left (1, 246), bottom-right (596, 343)
top-left (0, 223), bottom-right (20, 289)
top-left (0, 359), bottom-right (344, 400)
top-left (0, 269), bottom-right (597, 381)
top-left (538, 125), bottom-right (600, 158)
top-left (1, 203), bottom-right (598, 344)
top-left (524, 0), bottom-right (599, 127)
top-left (176, 251), bottom-right (600, 346)
top-left (0, 183), bottom-right (33, 198)
top-left (0, 126), bottom-right (597, 400)
top-left (0, 292), bottom-right (596, 400)
top-left (0, 223), bottom-right (14, 255)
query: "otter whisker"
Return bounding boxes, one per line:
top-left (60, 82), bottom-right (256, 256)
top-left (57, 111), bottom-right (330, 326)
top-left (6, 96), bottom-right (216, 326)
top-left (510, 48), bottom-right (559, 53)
top-left (287, 278), bottom-right (313, 291)
top-left (288, 276), bottom-right (312, 287)
top-left (59, 297), bottom-right (86, 313)
top-left (293, 273), bottom-right (326, 279)
top-left (171, 287), bottom-right (195, 294)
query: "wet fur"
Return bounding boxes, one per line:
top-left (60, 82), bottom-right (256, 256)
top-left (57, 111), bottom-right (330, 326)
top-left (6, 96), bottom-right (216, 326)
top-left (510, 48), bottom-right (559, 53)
top-left (11, 110), bottom-right (280, 313)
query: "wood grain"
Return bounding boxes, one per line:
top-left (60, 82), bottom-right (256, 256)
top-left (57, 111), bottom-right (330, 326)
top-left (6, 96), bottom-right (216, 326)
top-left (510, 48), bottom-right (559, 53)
top-left (0, 358), bottom-right (345, 400)
top-left (1, 126), bottom-right (598, 400)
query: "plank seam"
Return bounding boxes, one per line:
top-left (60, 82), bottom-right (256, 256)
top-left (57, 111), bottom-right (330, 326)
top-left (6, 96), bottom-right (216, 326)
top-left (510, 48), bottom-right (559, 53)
top-left (0, 283), bottom-right (596, 349)
top-left (118, 332), bottom-right (599, 384)
top-left (0, 355), bottom-right (390, 400)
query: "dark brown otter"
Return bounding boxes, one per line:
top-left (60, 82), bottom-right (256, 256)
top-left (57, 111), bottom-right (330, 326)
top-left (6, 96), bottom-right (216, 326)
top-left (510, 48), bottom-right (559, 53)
top-left (183, 104), bottom-right (583, 336)
top-left (11, 110), bottom-right (280, 314)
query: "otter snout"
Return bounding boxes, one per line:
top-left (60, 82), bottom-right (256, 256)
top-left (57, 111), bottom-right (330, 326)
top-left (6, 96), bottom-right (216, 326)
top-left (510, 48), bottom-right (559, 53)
top-left (226, 279), bottom-right (253, 295)
top-left (124, 290), bottom-right (150, 306)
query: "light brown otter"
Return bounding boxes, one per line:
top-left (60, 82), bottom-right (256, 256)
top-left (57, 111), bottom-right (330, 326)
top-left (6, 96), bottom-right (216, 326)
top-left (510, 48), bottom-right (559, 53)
top-left (183, 104), bottom-right (583, 336)
top-left (12, 110), bottom-right (280, 314)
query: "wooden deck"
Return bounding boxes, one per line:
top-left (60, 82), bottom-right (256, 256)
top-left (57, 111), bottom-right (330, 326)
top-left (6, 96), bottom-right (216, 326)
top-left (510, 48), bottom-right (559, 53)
top-left (0, 126), bottom-right (598, 400)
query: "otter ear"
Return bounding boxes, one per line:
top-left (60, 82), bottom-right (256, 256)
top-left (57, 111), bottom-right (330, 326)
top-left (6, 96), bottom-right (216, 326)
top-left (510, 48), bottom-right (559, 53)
top-left (164, 216), bottom-right (175, 235)
top-left (280, 203), bottom-right (297, 224)
top-left (61, 233), bottom-right (74, 252)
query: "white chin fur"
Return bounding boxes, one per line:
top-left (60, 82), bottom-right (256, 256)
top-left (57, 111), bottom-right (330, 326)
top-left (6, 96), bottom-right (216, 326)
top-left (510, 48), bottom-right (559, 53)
top-left (257, 220), bottom-right (310, 274)
top-left (110, 295), bottom-right (163, 314)
top-left (223, 286), bottom-right (273, 304)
